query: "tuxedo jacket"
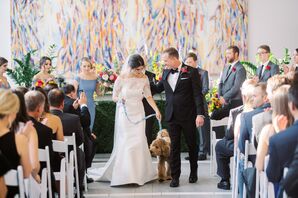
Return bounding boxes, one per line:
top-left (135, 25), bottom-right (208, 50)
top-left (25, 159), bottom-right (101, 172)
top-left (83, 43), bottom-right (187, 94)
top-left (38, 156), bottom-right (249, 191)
top-left (256, 61), bottom-right (279, 82)
top-left (142, 70), bottom-right (156, 115)
top-left (50, 109), bottom-right (84, 146)
top-left (267, 121), bottom-right (298, 183)
top-left (152, 63), bottom-right (204, 122)
top-left (218, 61), bottom-right (246, 103)
top-left (63, 95), bottom-right (91, 129)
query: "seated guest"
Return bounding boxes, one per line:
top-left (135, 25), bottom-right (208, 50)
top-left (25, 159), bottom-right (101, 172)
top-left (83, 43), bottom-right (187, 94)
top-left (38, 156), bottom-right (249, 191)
top-left (63, 84), bottom-right (96, 170)
top-left (256, 85), bottom-right (293, 171)
top-left (211, 45), bottom-right (246, 120)
top-left (11, 90), bottom-right (40, 183)
top-left (0, 57), bottom-right (10, 89)
top-left (33, 56), bottom-right (55, 83)
top-left (252, 75), bottom-right (290, 145)
top-left (256, 45), bottom-right (280, 82)
top-left (0, 149), bottom-right (10, 198)
top-left (216, 79), bottom-right (256, 190)
top-left (237, 82), bottom-right (269, 197)
top-left (185, 52), bottom-right (210, 160)
top-left (32, 86), bottom-right (64, 141)
top-left (48, 88), bottom-right (85, 195)
top-left (266, 73), bottom-right (298, 195)
top-left (0, 89), bottom-right (31, 197)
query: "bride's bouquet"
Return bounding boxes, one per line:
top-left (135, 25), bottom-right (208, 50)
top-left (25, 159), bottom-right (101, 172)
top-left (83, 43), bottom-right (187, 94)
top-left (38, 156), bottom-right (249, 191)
top-left (96, 64), bottom-right (118, 94)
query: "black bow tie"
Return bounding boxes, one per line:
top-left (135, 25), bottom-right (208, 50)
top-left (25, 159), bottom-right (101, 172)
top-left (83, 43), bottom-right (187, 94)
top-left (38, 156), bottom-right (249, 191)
top-left (170, 68), bottom-right (179, 74)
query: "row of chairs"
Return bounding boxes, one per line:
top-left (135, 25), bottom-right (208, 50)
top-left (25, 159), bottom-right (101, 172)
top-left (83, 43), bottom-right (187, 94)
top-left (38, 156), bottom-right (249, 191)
top-left (4, 133), bottom-right (87, 198)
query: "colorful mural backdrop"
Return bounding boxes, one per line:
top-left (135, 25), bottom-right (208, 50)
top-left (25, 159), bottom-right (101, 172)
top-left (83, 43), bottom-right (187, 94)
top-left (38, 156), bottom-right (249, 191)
top-left (11, 0), bottom-right (248, 77)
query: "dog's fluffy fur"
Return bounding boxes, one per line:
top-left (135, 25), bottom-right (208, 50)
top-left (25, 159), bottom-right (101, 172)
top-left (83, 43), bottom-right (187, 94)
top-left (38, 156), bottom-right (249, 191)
top-left (149, 129), bottom-right (171, 182)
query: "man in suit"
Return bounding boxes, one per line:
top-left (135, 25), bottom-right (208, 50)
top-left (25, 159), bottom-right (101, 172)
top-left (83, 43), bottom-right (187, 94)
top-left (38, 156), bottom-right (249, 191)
top-left (266, 74), bottom-right (298, 193)
top-left (63, 84), bottom-right (96, 183)
top-left (48, 88), bottom-right (85, 196)
top-left (25, 90), bottom-right (57, 194)
top-left (256, 45), bottom-right (279, 82)
top-left (216, 79), bottom-right (256, 190)
top-left (185, 52), bottom-right (210, 160)
top-left (142, 70), bottom-right (156, 146)
top-left (152, 47), bottom-right (205, 187)
top-left (211, 46), bottom-right (246, 121)
top-left (237, 82), bottom-right (269, 197)
top-left (252, 75), bottom-right (290, 145)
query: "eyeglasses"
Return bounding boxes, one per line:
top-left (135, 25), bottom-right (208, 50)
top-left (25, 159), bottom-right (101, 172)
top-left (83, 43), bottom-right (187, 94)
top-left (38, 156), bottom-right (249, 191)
top-left (256, 52), bottom-right (269, 55)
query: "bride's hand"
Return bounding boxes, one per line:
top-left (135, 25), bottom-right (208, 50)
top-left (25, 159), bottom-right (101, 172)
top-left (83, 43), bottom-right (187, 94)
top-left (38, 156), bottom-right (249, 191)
top-left (155, 111), bottom-right (162, 121)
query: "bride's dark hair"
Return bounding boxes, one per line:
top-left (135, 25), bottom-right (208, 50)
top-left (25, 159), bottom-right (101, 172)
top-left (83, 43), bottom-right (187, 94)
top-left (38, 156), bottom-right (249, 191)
top-left (128, 54), bottom-right (145, 69)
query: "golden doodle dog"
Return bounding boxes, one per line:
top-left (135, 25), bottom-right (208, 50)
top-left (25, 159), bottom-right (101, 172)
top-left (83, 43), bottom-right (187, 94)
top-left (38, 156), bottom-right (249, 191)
top-left (149, 129), bottom-right (171, 182)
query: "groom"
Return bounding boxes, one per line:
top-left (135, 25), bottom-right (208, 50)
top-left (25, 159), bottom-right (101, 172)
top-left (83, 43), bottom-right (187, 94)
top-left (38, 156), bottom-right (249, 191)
top-left (152, 47), bottom-right (205, 187)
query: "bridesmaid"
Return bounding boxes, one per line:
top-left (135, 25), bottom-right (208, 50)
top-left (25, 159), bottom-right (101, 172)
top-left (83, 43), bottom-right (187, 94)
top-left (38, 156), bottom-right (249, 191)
top-left (33, 56), bottom-right (55, 83)
top-left (0, 57), bottom-right (10, 89)
top-left (74, 57), bottom-right (101, 131)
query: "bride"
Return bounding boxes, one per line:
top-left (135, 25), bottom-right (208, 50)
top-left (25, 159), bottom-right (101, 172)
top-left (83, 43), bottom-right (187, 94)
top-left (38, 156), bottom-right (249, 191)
top-left (88, 54), bottom-right (161, 186)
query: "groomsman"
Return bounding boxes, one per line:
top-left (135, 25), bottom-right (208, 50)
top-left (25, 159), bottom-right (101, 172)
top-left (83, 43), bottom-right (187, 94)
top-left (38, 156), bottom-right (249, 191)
top-left (211, 45), bottom-right (246, 120)
top-left (256, 45), bottom-right (279, 82)
top-left (152, 47), bottom-right (205, 187)
top-left (185, 52), bottom-right (210, 160)
top-left (142, 70), bottom-right (156, 146)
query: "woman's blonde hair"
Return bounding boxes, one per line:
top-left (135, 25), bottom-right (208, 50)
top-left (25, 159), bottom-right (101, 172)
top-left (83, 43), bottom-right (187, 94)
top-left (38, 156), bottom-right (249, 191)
top-left (271, 85), bottom-right (294, 127)
top-left (0, 89), bottom-right (20, 118)
top-left (80, 57), bottom-right (93, 69)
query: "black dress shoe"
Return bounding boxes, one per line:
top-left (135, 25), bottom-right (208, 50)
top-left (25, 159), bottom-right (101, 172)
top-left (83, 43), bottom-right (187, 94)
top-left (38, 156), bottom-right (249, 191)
top-left (170, 178), bottom-right (179, 187)
top-left (217, 180), bottom-right (231, 190)
top-left (189, 175), bottom-right (198, 183)
top-left (198, 154), bottom-right (207, 161)
top-left (87, 177), bottom-right (94, 183)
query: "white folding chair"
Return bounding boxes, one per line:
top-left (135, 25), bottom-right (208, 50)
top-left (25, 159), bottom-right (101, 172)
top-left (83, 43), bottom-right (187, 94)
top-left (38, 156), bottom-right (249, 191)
top-left (38, 146), bottom-right (52, 198)
top-left (283, 168), bottom-right (289, 198)
top-left (232, 148), bottom-right (240, 198)
top-left (52, 140), bottom-right (69, 198)
top-left (53, 158), bottom-right (67, 198)
top-left (40, 168), bottom-right (47, 198)
top-left (67, 151), bottom-right (75, 198)
top-left (79, 143), bottom-right (88, 192)
top-left (210, 117), bottom-right (229, 175)
top-left (4, 166), bottom-right (26, 198)
top-left (64, 133), bottom-right (80, 197)
top-left (242, 140), bottom-right (257, 197)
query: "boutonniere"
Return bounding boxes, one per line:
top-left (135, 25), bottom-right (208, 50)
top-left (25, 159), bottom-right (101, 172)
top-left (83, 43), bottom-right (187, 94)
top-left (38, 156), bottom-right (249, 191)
top-left (181, 67), bottom-right (188, 73)
top-left (265, 65), bottom-right (271, 70)
top-left (232, 67), bottom-right (236, 72)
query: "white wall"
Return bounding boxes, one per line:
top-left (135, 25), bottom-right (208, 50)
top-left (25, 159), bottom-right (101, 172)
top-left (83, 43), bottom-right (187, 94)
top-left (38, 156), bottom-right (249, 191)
top-left (248, 0), bottom-right (298, 63)
top-left (0, 0), bottom-right (11, 62)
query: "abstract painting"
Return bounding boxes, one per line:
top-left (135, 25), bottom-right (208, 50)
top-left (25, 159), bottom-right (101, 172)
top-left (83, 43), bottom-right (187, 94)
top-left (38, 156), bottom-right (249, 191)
top-left (11, 0), bottom-right (248, 78)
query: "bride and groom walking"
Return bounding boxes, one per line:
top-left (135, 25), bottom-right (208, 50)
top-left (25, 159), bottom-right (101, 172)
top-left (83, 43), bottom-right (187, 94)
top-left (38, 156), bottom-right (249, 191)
top-left (88, 47), bottom-right (205, 188)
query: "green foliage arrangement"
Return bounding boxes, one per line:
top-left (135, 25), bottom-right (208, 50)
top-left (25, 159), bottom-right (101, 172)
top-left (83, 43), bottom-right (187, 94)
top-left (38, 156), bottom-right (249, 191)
top-left (7, 50), bottom-right (39, 87)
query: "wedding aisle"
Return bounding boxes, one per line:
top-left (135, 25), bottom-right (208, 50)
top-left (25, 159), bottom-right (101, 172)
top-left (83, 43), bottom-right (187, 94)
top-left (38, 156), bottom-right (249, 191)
top-left (85, 153), bottom-right (232, 198)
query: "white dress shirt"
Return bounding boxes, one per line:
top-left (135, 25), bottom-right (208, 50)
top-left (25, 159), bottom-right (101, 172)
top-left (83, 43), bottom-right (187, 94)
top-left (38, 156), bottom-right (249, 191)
top-left (261, 60), bottom-right (270, 76)
top-left (167, 63), bottom-right (182, 91)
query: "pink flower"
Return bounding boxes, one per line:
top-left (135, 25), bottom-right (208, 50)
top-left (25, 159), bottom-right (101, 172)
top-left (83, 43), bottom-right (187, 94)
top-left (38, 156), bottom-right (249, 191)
top-left (266, 65), bottom-right (271, 70)
top-left (232, 67), bottom-right (236, 72)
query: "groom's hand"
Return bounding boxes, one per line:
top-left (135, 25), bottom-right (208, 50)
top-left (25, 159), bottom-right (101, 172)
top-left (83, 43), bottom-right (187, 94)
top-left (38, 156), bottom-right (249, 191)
top-left (196, 115), bottom-right (204, 127)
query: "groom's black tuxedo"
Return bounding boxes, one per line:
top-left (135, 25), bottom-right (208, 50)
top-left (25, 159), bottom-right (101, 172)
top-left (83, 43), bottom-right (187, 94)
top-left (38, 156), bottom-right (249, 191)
top-left (152, 63), bottom-right (205, 180)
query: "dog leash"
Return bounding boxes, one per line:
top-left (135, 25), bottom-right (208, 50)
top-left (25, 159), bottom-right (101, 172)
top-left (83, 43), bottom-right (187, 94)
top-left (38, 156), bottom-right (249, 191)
top-left (120, 101), bottom-right (162, 131)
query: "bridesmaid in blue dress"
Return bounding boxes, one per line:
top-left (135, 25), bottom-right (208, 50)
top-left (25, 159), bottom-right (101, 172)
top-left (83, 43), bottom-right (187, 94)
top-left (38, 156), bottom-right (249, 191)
top-left (0, 57), bottom-right (11, 89)
top-left (74, 57), bottom-right (101, 131)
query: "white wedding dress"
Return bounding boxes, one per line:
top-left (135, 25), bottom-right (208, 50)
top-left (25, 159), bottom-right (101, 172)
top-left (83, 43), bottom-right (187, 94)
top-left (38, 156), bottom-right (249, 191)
top-left (88, 76), bottom-right (157, 186)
